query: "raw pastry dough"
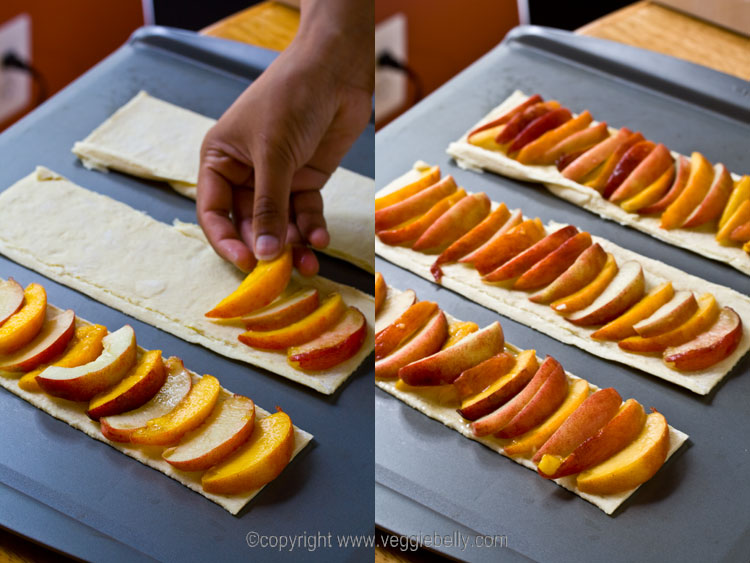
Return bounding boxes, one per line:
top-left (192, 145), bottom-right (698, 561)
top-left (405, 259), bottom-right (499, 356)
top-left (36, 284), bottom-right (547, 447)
top-left (0, 168), bottom-right (374, 395)
top-left (73, 91), bottom-right (375, 272)
top-left (446, 90), bottom-right (750, 277)
top-left (376, 165), bottom-right (750, 395)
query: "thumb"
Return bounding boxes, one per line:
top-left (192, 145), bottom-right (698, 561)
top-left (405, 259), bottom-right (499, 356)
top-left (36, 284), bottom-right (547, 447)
top-left (252, 149), bottom-right (294, 261)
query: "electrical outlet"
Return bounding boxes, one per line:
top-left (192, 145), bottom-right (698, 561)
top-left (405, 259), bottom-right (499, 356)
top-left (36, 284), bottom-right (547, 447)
top-left (375, 12), bottom-right (407, 124)
top-left (0, 13), bottom-right (32, 124)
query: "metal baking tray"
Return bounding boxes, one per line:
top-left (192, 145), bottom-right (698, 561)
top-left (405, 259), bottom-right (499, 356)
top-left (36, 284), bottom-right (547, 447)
top-left (375, 26), bottom-right (750, 562)
top-left (0, 27), bottom-right (373, 562)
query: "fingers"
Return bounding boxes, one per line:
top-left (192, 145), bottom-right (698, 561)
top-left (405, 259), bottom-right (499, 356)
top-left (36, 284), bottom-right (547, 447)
top-left (292, 190), bottom-right (330, 249)
top-left (252, 149), bottom-right (295, 261)
top-left (293, 245), bottom-right (319, 277)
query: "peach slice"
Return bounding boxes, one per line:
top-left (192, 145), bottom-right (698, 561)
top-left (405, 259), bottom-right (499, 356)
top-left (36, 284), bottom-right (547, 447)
top-left (18, 324), bottom-right (107, 392)
top-left (681, 164), bottom-right (733, 228)
top-left (583, 132), bottom-right (644, 192)
top-left (565, 262), bottom-right (644, 326)
top-left (541, 122), bottom-right (609, 166)
top-left (205, 246), bottom-right (292, 318)
top-left (576, 411), bottom-right (669, 495)
top-left (0, 309), bottom-right (75, 372)
top-left (100, 356), bottom-right (192, 442)
top-left (457, 349), bottom-right (537, 421)
top-left (660, 152), bottom-right (714, 229)
top-left (633, 291), bottom-right (697, 338)
top-left (441, 321), bottom-right (479, 349)
top-left (0, 283), bottom-right (47, 355)
top-left (561, 128), bottom-right (633, 182)
top-left (87, 350), bottom-right (167, 419)
top-left (287, 306), bottom-right (366, 370)
top-left (374, 176), bottom-right (457, 232)
top-left (495, 100), bottom-right (560, 144)
top-left (0, 278), bottom-right (24, 327)
top-left (459, 209), bottom-right (524, 267)
top-left (620, 163), bottom-right (676, 213)
top-left (377, 189), bottom-right (466, 247)
top-left (452, 352), bottom-right (517, 401)
top-left (483, 225), bottom-right (577, 282)
top-left (608, 144), bottom-right (673, 203)
top-left (508, 108), bottom-right (572, 153)
top-left (601, 140), bottom-right (656, 199)
top-left (718, 175), bottom-right (750, 229)
top-left (241, 288), bottom-right (319, 331)
top-left (130, 374), bottom-right (220, 446)
top-left (375, 301), bottom-right (438, 360)
top-left (550, 253), bottom-right (618, 314)
top-left (717, 200), bottom-right (750, 245)
top-left (163, 395), bottom-right (256, 472)
top-left (202, 410), bottom-right (294, 494)
top-left (532, 387), bottom-right (621, 464)
top-left (638, 155), bottom-right (691, 215)
top-left (591, 281), bottom-right (674, 340)
top-left (663, 307), bottom-right (742, 371)
top-left (375, 165), bottom-right (440, 211)
top-left (516, 110), bottom-right (593, 165)
top-left (375, 311), bottom-right (447, 379)
top-left (413, 193), bottom-right (491, 253)
top-left (540, 398), bottom-right (645, 479)
top-left (471, 218), bottom-right (546, 276)
top-left (399, 322), bottom-right (503, 386)
top-left (619, 293), bottom-right (719, 353)
top-left (238, 293), bottom-right (346, 350)
top-left (375, 273), bottom-right (387, 315)
top-left (468, 94), bottom-right (543, 140)
top-left (376, 289), bottom-right (417, 334)
top-left (730, 221), bottom-right (750, 242)
top-left (36, 325), bottom-right (137, 402)
top-left (431, 203), bottom-right (511, 281)
top-left (513, 231), bottom-right (592, 290)
top-left (467, 126), bottom-right (505, 151)
top-left (529, 243), bottom-right (607, 304)
top-left (503, 378), bottom-right (590, 457)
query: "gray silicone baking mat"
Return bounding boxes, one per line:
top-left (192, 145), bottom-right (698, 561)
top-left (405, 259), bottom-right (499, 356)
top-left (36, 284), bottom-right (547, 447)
top-left (0, 27), bottom-right (373, 562)
top-left (375, 26), bottom-right (749, 562)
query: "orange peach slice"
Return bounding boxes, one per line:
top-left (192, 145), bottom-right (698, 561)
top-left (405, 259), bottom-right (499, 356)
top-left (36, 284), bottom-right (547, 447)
top-left (375, 301), bottom-right (438, 360)
top-left (100, 356), bottom-right (192, 442)
top-left (0, 283), bottom-right (47, 355)
top-left (130, 374), bottom-right (220, 446)
top-left (730, 221), bottom-right (750, 242)
top-left (287, 306), bottom-right (367, 370)
top-left (441, 321), bottom-right (479, 349)
top-left (592, 281), bottom-right (674, 340)
top-left (513, 231), bottom-right (592, 290)
top-left (471, 217), bottom-right (546, 275)
top-left (620, 163), bottom-right (675, 213)
top-left (660, 152), bottom-right (714, 229)
top-left (375, 273), bottom-right (386, 314)
top-left (375, 311), bottom-right (448, 379)
top-left (431, 203), bottom-right (511, 281)
top-left (619, 293), bottom-right (719, 353)
top-left (18, 324), bottom-right (107, 392)
top-left (0, 308), bottom-right (75, 372)
top-left (413, 193), bottom-right (491, 253)
top-left (718, 175), bottom-right (750, 229)
top-left (717, 200), bottom-right (750, 245)
top-left (36, 325), bottom-right (137, 402)
top-left (516, 110), bottom-right (593, 165)
top-left (241, 288), bottom-right (319, 331)
top-left (681, 163), bottom-right (733, 228)
top-left (633, 290), bottom-right (697, 338)
top-left (576, 411), bottom-right (669, 495)
top-left (375, 289), bottom-right (416, 334)
top-left (550, 253), bottom-right (618, 314)
top-left (503, 378), bottom-right (590, 457)
top-left (457, 350), bottom-right (536, 421)
top-left (202, 410), bottom-right (294, 494)
top-left (541, 122), bottom-right (609, 166)
top-left (238, 293), bottom-right (346, 350)
top-left (0, 278), bottom-right (24, 327)
top-left (529, 243), bottom-right (607, 304)
top-left (375, 165), bottom-right (440, 211)
top-left (459, 209), bottom-right (524, 267)
top-left (663, 307), bottom-right (742, 371)
top-left (508, 107), bottom-right (572, 153)
top-left (638, 155), bottom-right (691, 215)
top-left (602, 140), bottom-right (656, 199)
top-left (609, 143), bottom-right (673, 203)
top-left (87, 350), bottom-right (167, 419)
top-left (495, 101), bottom-right (560, 145)
top-left (561, 128), bottom-right (633, 182)
top-left (583, 132), bottom-right (644, 192)
top-left (399, 322), bottom-right (504, 386)
top-left (467, 126), bottom-right (505, 151)
top-left (467, 94), bottom-right (543, 140)
top-left (163, 395), bottom-right (256, 472)
top-left (205, 246), bottom-right (292, 318)
top-left (452, 351), bottom-right (517, 401)
top-left (374, 176), bottom-right (457, 232)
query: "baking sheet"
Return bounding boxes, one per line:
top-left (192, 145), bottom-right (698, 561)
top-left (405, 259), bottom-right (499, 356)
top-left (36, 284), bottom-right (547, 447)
top-left (0, 27), bottom-right (373, 562)
top-left (375, 26), bottom-right (750, 562)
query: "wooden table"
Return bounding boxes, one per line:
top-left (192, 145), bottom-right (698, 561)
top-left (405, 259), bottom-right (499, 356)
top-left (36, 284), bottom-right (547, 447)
top-left (1, 1), bottom-right (748, 561)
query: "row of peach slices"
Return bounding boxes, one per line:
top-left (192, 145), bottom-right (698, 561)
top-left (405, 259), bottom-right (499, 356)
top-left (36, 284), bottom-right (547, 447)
top-left (374, 169), bottom-right (742, 372)
top-left (0, 278), bottom-right (293, 495)
top-left (374, 274), bottom-right (671, 496)
top-left (467, 93), bottom-right (750, 252)
top-left (204, 246), bottom-right (366, 371)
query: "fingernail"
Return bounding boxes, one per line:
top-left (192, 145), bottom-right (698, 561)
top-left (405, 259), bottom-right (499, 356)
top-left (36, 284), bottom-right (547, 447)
top-left (255, 235), bottom-right (280, 259)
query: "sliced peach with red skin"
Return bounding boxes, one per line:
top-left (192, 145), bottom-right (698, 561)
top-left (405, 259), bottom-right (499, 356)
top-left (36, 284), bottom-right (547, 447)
top-left (377, 189), bottom-right (465, 246)
top-left (529, 243), bottom-right (607, 304)
top-left (452, 352), bottom-right (517, 401)
top-left (375, 311), bottom-right (447, 379)
top-left (718, 175), bottom-right (750, 229)
top-left (471, 218), bottom-right (546, 276)
top-left (620, 162), bottom-right (676, 213)
top-left (0, 278), bottom-right (24, 327)
top-left (601, 140), bottom-right (656, 199)
top-left (375, 273), bottom-right (386, 315)
top-left (375, 301), bottom-right (438, 360)
top-left (459, 209), bottom-right (524, 267)
top-left (513, 231), bottom-right (592, 290)
top-left (591, 281), bottom-right (674, 340)
top-left (561, 127), bottom-right (633, 182)
top-left (375, 165), bottom-right (440, 211)
top-left (413, 193), bottom-right (491, 253)
top-left (495, 100), bottom-right (560, 144)
top-left (633, 291), bottom-right (697, 338)
top-left (660, 152), bottom-right (714, 229)
top-left (551, 253), bottom-right (618, 314)
top-left (516, 110), bottom-right (593, 165)
top-left (663, 307), bottom-right (742, 371)
top-left (87, 349), bottom-right (167, 419)
top-left (542, 122), bottom-right (609, 166)
top-left (717, 200), bottom-right (750, 245)
top-left (205, 246), bottom-right (292, 318)
top-left (431, 203), bottom-right (511, 282)
top-left (374, 176), bottom-right (457, 232)
top-left (0, 283), bottom-right (47, 355)
top-left (508, 107), bottom-right (572, 153)
top-left (608, 143), bottom-right (673, 203)
top-left (287, 306), bottom-right (367, 371)
top-left (730, 221), bottom-right (750, 242)
top-left (163, 394), bottom-right (256, 472)
top-left (240, 287), bottom-right (319, 331)
top-left (467, 94), bottom-right (543, 140)
top-left (238, 293), bottom-right (346, 350)
top-left (583, 132), bottom-right (644, 192)
top-left (638, 155), bottom-right (691, 215)
top-left (0, 309), bottom-right (75, 372)
top-left (681, 164), bottom-right (733, 228)
top-left (441, 321), bottom-right (479, 350)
